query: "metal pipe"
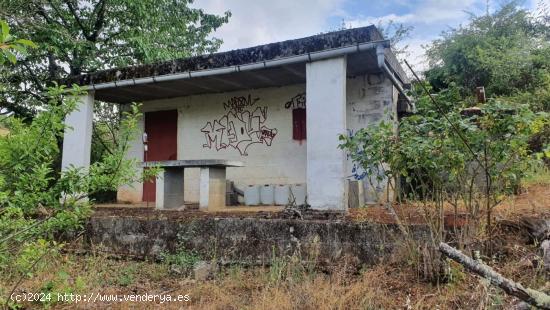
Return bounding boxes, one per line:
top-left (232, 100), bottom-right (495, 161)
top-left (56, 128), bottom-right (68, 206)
top-left (88, 40), bottom-right (391, 91)
top-left (376, 44), bottom-right (412, 104)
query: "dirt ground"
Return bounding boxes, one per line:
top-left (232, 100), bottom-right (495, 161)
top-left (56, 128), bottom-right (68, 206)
top-left (92, 184), bottom-right (550, 226)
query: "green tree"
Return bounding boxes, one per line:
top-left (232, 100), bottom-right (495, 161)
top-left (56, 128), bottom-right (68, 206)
top-left (425, 2), bottom-right (550, 100)
top-left (0, 20), bottom-right (158, 305)
top-left (339, 85), bottom-right (548, 277)
top-left (0, 0), bottom-right (230, 118)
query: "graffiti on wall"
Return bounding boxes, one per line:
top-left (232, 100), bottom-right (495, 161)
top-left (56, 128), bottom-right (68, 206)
top-left (345, 129), bottom-right (368, 180)
top-left (284, 92), bottom-right (306, 109)
top-left (201, 95), bottom-right (278, 156)
top-left (223, 94), bottom-right (260, 113)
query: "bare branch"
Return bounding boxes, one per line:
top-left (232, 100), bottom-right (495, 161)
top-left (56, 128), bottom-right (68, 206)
top-left (439, 242), bottom-right (550, 309)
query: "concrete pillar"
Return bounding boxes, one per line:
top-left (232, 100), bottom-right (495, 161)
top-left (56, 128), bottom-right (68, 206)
top-left (117, 113), bottom-right (144, 203)
top-left (199, 167), bottom-right (226, 211)
top-left (155, 168), bottom-right (185, 209)
top-left (61, 91), bottom-right (94, 171)
top-left (306, 57), bottom-right (347, 210)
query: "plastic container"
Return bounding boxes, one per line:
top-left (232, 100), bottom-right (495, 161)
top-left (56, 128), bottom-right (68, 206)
top-left (290, 184), bottom-right (306, 206)
top-left (274, 184), bottom-right (290, 205)
top-left (244, 185), bottom-right (260, 206)
top-left (260, 184), bottom-right (275, 205)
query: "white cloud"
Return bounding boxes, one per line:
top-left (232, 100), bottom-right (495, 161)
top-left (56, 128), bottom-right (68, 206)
top-left (193, 0), bottom-right (345, 51)
top-left (192, 0), bottom-right (545, 74)
top-left (342, 0), bottom-right (484, 72)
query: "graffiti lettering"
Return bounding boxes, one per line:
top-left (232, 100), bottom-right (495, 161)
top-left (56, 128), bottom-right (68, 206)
top-left (201, 103), bottom-right (278, 156)
top-left (223, 95), bottom-right (260, 113)
top-left (284, 93), bottom-right (306, 109)
top-left (344, 129), bottom-right (368, 180)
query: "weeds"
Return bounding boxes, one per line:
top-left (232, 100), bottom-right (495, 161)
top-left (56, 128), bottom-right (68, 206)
top-left (160, 247), bottom-right (201, 275)
top-left (523, 161), bottom-right (550, 186)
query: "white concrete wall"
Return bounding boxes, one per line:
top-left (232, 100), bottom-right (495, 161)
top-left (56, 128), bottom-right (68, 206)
top-left (117, 111), bottom-right (144, 203)
top-left (117, 72), bottom-right (397, 207)
top-left (306, 57), bottom-right (348, 210)
top-left (118, 84), bottom-right (308, 203)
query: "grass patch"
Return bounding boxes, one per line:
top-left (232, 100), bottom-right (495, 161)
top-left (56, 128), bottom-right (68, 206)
top-left (523, 161), bottom-right (550, 186)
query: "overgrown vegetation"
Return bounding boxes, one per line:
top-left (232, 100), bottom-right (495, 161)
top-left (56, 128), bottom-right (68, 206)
top-left (0, 0), bottom-right (549, 308)
top-left (0, 0), bottom-right (230, 118)
top-left (339, 2), bottom-right (550, 285)
top-left (0, 20), bottom-right (158, 307)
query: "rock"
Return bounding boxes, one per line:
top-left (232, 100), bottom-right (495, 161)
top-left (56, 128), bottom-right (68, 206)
top-left (541, 240), bottom-right (550, 271)
top-left (193, 261), bottom-right (215, 281)
top-left (513, 301), bottom-right (530, 310)
top-left (518, 254), bottom-right (538, 270)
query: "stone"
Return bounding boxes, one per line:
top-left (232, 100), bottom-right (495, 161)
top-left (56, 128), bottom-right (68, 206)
top-left (541, 240), bottom-right (550, 271)
top-left (193, 261), bottom-right (215, 281)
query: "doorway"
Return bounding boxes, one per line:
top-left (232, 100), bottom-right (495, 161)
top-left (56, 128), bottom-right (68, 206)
top-left (142, 110), bottom-right (178, 202)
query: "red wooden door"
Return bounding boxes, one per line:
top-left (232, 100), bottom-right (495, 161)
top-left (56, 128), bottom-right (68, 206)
top-left (143, 110), bottom-right (178, 202)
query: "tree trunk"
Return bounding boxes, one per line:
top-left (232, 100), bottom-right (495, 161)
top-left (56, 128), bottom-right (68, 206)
top-left (439, 242), bottom-right (550, 309)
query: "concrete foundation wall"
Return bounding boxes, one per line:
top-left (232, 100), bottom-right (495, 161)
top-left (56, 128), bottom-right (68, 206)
top-left (86, 215), bottom-right (428, 265)
top-left (117, 75), bottom-right (395, 205)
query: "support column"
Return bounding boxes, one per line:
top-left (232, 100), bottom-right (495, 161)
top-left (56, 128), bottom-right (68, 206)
top-left (306, 57), bottom-right (348, 210)
top-left (61, 91), bottom-right (94, 171)
top-left (199, 167), bottom-right (226, 211)
top-left (156, 168), bottom-right (184, 209)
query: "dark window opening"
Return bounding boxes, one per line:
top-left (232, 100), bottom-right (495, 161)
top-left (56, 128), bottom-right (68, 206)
top-left (292, 108), bottom-right (306, 140)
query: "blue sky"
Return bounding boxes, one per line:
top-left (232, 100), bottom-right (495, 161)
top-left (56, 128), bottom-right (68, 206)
top-left (194, 0), bottom-right (545, 71)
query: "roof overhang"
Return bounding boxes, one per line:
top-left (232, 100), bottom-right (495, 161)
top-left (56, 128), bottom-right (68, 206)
top-left (84, 40), bottom-right (409, 104)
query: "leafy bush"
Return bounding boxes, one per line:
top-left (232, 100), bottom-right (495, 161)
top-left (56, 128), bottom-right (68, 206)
top-left (0, 85), bottom-right (154, 276)
top-left (339, 85), bottom-right (548, 250)
top-left (160, 248), bottom-right (201, 275)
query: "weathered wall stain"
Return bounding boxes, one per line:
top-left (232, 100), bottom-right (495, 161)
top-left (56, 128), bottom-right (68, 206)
top-left (201, 95), bottom-right (278, 156)
top-left (85, 215), bottom-right (430, 265)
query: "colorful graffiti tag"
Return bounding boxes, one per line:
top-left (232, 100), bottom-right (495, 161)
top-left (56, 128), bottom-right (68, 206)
top-left (201, 96), bottom-right (278, 156)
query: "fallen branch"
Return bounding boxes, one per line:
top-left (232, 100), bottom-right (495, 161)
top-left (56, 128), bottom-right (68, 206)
top-left (439, 242), bottom-right (550, 309)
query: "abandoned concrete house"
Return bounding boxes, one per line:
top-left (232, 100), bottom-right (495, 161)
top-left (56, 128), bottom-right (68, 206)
top-left (62, 25), bottom-right (412, 212)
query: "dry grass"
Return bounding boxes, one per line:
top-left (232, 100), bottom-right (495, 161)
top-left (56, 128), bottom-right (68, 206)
top-left (349, 183), bottom-right (550, 225)
top-left (1, 242), bottom-right (545, 309)
top-left (2, 184), bottom-right (549, 309)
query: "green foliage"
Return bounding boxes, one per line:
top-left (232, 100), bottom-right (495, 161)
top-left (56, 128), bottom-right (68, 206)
top-left (0, 0), bottom-right (230, 117)
top-left (425, 2), bottom-right (550, 98)
top-left (0, 20), bottom-right (37, 65)
top-left (0, 85), bottom-right (156, 303)
top-left (341, 86), bottom-right (547, 199)
top-left (40, 270), bottom-right (87, 307)
top-left (339, 85), bottom-right (548, 252)
top-left (160, 247), bottom-right (201, 275)
top-left (116, 265), bottom-right (136, 287)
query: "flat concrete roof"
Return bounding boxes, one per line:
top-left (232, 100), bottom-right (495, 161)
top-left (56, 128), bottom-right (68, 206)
top-left (65, 26), bottom-right (409, 104)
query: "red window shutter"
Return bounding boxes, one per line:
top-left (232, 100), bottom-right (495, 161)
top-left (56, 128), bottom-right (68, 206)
top-left (292, 108), bottom-right (306, 140)
top-left (300, 108), bottom-right (306, 139)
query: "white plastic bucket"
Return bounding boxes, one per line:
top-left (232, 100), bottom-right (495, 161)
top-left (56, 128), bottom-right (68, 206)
top-left (290, 184), bottom-right (306, 206)
top-left (274, 184), bottom-right (290, 205)
top-left (260, 184), bottom-right (275, 205)
top-left (244, 185), bottom-right (260, 206)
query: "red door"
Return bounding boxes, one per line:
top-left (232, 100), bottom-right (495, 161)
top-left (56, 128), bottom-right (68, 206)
top-left (143, 110), bottom-right (178, 202)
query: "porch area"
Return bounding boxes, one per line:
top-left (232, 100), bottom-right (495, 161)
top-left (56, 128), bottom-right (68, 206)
top-left (62, 26), bottom-right (411, 212)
